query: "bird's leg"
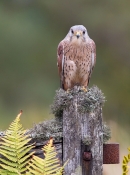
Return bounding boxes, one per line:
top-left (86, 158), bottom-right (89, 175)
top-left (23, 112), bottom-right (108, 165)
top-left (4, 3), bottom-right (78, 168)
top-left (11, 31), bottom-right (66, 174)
top-left (81, 86), bottom-right (87, 92)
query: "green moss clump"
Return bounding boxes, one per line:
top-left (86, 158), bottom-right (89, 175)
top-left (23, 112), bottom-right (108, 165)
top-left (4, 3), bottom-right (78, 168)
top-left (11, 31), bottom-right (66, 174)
top-left (27, 119), bottom-right (62, 142)
top-left (51, 88), bottom-right (73, 120)
top-left (51, 86), bottom-right (105, 119)
top-left (103, 122), bottom-right (111, 143)
top-left (78, 86), bottom-right (105, 113)
top-left (82, 135), bottom-right (92, 145)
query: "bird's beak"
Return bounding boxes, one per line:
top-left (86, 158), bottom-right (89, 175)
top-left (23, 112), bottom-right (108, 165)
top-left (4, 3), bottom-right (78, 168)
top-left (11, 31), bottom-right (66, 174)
top-left (75, 31), bottom-right (82, 39)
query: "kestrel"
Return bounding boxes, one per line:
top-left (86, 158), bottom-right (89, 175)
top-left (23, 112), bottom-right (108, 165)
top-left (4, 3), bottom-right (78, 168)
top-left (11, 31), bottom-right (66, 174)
top-left (57, 25), bottom-right (96, 91)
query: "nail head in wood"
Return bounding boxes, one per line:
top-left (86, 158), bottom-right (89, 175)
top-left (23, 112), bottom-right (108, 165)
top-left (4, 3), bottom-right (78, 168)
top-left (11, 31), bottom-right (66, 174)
top-left (83, 151), bottom-right (92, 161)
top-left (103, 143), bottom-right (119, 164)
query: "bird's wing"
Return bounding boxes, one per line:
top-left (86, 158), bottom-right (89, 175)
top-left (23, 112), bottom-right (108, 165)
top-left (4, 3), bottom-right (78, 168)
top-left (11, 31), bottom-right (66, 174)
top-left (57, 41), bottom-right (65, 89)
top-left (88, 40), bottom-right (96, 84)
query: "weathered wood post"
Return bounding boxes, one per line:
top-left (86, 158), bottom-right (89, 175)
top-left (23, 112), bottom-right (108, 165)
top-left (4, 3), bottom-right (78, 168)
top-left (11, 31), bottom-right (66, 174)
top-left (62, 86), bottom-right (103, 175)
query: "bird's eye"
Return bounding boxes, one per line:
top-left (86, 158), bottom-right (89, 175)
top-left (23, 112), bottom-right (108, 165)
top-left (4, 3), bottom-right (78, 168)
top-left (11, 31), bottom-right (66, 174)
top-left (71, 29), bottom-right (74, 34)
top-left (83, 31), bottom-right (85, 35)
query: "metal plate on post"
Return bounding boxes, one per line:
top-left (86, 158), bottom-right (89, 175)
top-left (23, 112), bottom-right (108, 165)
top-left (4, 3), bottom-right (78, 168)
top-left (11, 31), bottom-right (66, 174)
top-left (103, 143), bottom-right (119, 164)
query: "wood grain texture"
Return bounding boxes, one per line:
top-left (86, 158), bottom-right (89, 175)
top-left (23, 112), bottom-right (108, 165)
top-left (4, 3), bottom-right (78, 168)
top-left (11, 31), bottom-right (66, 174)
top-left (63, 91), bottom-right (103, 175)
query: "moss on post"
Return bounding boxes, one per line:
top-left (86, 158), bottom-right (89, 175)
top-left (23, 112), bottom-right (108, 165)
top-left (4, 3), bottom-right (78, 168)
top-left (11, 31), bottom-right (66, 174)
top-left (51, 86), bottom-right (105, 175)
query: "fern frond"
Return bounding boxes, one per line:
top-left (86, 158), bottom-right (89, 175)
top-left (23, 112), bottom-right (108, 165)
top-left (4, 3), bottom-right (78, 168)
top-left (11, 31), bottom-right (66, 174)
top-left (19, 151), bottom-right (34, 164)
top-left (0, 163), bottom-right (19, 173)
top-left (0, 111), bottom-right (34, 174)
top-left (17, 144), bottom-right (33, 155)
top-left (0, 157), bottom-right (18, 169)
top-left (0, 168), bottom-right (19, 175)
top-left (56, 159), bottom-right (69, 175)
top-left (27, 155), bottom-right (45, 174)
top-left (122, 147), bottom-right (130, 175)
top-left (27, 138), bottom-right (66, 175)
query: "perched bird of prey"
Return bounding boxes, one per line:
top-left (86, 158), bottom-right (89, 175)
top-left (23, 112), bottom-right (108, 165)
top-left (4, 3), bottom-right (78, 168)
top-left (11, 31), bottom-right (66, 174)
top-left (57, 25), bottom-right (96, 91)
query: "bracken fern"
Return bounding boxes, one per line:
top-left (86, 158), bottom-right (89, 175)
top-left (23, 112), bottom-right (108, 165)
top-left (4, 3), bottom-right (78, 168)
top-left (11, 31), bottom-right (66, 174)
top-left (27, 138), bottom-right (67, 175)
top-left (0, 111), bottom-right (34, 175)
top-left (122, 147), bottom-right (130, 175)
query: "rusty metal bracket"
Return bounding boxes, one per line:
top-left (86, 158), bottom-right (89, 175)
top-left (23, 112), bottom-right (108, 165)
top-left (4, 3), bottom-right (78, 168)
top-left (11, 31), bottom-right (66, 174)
top-left (103, 143), bottom-right (119, 164)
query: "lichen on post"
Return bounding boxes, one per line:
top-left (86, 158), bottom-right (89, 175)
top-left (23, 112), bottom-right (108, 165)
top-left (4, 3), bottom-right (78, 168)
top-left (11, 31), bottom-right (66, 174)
top-left (51, 86), bottom-right (105, 175)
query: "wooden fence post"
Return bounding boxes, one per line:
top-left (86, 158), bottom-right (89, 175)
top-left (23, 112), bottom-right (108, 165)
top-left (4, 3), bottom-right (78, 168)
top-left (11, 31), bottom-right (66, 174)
top-left (63, 86), bottom-right (103, 175)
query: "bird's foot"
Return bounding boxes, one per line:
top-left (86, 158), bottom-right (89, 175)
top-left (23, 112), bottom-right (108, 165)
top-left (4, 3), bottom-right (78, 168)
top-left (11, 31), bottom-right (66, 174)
top-left (81, 86), bottom-right (87, 92)
top-left (66, 88), bottom-right (71, 93)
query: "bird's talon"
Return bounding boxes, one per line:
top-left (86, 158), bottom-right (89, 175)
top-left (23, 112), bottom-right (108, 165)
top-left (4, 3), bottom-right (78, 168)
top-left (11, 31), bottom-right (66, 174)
top-left (81, 86), bottom-right (87, 92)
top-left (67, 89), bottom-right (70, 93)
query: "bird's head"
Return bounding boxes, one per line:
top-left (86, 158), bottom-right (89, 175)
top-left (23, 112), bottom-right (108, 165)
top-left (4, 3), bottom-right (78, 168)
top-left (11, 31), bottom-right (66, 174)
top-left (67, 25), bottom-right (89, 45)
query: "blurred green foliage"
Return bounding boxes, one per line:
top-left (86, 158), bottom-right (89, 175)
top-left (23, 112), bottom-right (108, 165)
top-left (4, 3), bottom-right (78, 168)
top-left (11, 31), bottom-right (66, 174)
top-left (0, 0), bottom-right (130, 132)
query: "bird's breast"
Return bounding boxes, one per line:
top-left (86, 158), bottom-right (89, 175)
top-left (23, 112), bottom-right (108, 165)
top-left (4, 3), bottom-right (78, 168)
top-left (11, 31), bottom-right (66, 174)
top-left (65, 45), bottom-right (89, 68)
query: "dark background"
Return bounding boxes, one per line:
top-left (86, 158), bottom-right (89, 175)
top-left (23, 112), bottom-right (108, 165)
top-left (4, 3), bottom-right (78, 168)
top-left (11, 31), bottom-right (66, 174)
top-left (0, 1), bottom-right (130, 174)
